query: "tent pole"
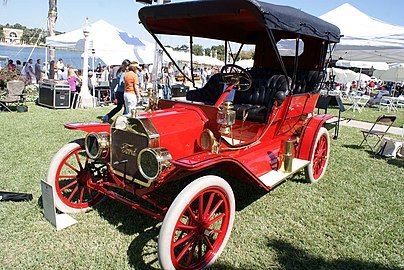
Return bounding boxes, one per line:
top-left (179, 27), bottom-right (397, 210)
top-left (45, 46), bottom-right (48, 79)
top-left (190, 36), bottom-right (195, 88)
top-left (224, 41), bottom-right (227, 64)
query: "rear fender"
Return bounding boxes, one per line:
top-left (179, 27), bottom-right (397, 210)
top-left (297, 114), bottom-right (332, 160)
top-left (64, 122), bottom-right (111, 133)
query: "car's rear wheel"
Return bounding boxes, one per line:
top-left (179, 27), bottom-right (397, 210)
top-left (158, 175), bottom-right (235, 270)
top-left (46, 139), bottom-right (104, 213)
top-left (305, 127), bottom-right (330, 183)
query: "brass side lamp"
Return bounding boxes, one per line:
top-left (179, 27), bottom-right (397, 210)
top-left (217, 101), bottom-right (236, 135)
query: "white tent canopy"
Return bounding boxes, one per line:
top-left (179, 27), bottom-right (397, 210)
top-left (320, 3), bottom-right (404, 62)
top-left (46, 20), bottom-right (147, 65)
top-left (194, 55), bottom-right (224, 66)
top-left (235, 59), bottom-right (254, 69)
top-left (373, 63), bottom-right (404, 82)
top-left (327, 67), bottom-right (372, 84)
top-left (336, 60), bottom-right (389, 70)
top-left (161, 47), bottom-right (224, 66)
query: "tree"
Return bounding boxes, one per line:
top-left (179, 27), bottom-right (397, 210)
top-left (3, 0), bottom-right (57, 48)
top-left (211, 45), bottom-right (225, 60)
top-left (192, 44), bottom-right (203, 56)
top-left (239, 50), bottom-right (254, 60)
top-left (204, 48), bottom-right (211, 57)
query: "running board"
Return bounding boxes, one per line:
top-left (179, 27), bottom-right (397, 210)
top-left (259, 158), bottom-right (310, 188)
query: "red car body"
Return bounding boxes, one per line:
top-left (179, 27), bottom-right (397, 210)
top-left (47, 1), bottom-right (340, 269)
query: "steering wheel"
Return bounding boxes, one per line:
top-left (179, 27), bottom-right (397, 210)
top-left (220, 64), bottom-right (252, 92)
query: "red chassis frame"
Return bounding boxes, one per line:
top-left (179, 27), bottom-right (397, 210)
top-left (63, 85), bottom-right (331, 221)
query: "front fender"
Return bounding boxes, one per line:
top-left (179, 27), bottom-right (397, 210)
top-left (64, 122), bottom-right (111, 133)
top-left (297, 114), bottom-right (332, 160)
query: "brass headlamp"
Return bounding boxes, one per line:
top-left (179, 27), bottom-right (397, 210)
top-left (217, 101), bottom-right (236, 135)
top-left (85, 132), bottom-right (110, 159)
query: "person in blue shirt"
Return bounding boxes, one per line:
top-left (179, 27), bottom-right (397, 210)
top-left (102, 59), bottom-right (131, 122)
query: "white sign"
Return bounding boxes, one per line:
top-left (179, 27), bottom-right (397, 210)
top-left (41, 180), bottom-right (77, 231)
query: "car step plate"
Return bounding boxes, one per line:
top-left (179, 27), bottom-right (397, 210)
top-left (259, 158), bottom-right (310, 188)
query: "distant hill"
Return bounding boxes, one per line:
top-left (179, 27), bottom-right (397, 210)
top-left (0, 23), bottom-right (64, 45)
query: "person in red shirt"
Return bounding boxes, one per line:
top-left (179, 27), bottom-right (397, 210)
top-left (7, 60), bottom-right (16, 72)
top-left (124, 62), bottom-right (141, 115)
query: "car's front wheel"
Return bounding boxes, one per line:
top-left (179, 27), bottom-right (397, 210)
top-left (305, 127), bottom-right (330, 183)
top-left (158, 175), bottom-right (235, 270)
top-left (46, 139), bottom-right (104, 213)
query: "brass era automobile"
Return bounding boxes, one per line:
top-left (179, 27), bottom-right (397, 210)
top-left (46, 0), bottom-right (340, 269)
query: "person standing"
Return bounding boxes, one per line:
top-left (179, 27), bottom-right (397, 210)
top-left (183, 63), bottom-right (191, 83)
top-left (56, 58), bottom-right (65, 80)
top-left (24, 59), bottom-right (36, 84)
top-left (167, 62), bottom-right (175, 87)
top-left (49, 60), bottom-right (56, 79)
top-left (201, 67), bottom-right (208, 87)
top-left (15, 60), bottom-right (22, 74)
top-left (138, 65), bottom-right (145, 91)
top-left (34, 59), bottom-right (42, 83)
top-left (102, 59), bottom-right (130, 122)
top-left (7, 60), bottom-right (16, 71)
top-left (67, 67), bottom-right (80, 92)
top-left (124, 62), bottom-right (141, 115)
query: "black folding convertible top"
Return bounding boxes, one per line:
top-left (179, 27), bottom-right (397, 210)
top-left (139, 0), bottom-right (340, 44)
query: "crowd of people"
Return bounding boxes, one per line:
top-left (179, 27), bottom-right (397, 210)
top-left (5, 58), bottom-right (44, 84)
top-left (2, 56), bottom-right (222, 119)
top-left (160, 62), bottom-right (220, 99)
top-left (332, 79), bottom-right (404, 97)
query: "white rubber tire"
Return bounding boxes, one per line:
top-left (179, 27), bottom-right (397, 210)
top-left (158, 175), bottom-right (235, 270)
top-left (46, 140), bottom-right (92, 213)
top-left (305, 127), bottom-right (330, 183)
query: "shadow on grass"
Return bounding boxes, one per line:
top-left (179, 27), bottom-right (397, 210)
top-left (229, 179), bottom-right (268, 211)
top-left (94, 198), bottom-right (160, 235)
top-left (210, 263), bottom-right (255, 270)
top-left (342, 144), bottom-right (367, 150)
top-left (127, 226), bottom-right (161, 270)
top-left (387, 158), bottom-right (404, 169)
top-left (266, 238), bottom-right (401, 270)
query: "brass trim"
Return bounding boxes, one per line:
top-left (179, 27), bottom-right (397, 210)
top-left (138, 117), bottom-right (160, 147)
top-left (113, 170), bottom-right (153, 188)
top-left (85, 132), bottom-right (110, 159)
top-left (137, 147), bottom-right (172, 181)
top-left (283, 139), bottom-right (294, 173)
top-left (110, 116), bottom-right (161, 170)
top-left (199, 129), bottom-right (218, 153)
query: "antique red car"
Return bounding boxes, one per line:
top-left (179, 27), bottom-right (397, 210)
top-left (46, 1), bottom-right (340, 269)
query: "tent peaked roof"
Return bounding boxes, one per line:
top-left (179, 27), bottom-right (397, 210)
top-left (320, 3), bottom-right (404, 49)
top-left (46, 20), bottom-right (146, 65)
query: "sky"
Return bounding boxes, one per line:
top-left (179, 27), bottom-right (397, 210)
top-left (1, 0), bottom-right (404, 47)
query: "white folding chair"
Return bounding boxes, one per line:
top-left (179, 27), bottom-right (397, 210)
top-left (354, 95), bottom-right (370, 112)
top-left (396, 96), bottom-right (404, 109)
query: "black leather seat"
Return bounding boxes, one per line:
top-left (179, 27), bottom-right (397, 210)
top-left (233, 74), bottom-right (290, 123)
top-left (186, 74), bottom-right (224, 105)
top-left (292, 70), bottom-right (325, 94)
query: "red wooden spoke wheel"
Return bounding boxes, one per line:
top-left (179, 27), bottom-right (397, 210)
top-left (158, 176), bottom-right (235, 270)
top-left (46, 140), bottom-right (104, 213)
top-left (305, 127), bottom-right (330, 183)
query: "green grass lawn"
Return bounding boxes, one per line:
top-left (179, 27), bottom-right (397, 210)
top-left (326, 103), bottom-right (404, 128)
top-left (0, 104), bottom-right (403, 270)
